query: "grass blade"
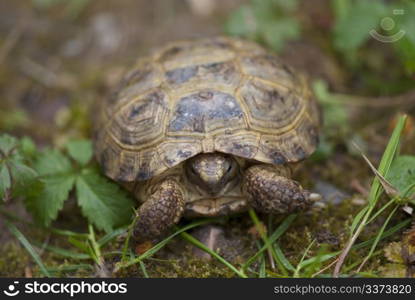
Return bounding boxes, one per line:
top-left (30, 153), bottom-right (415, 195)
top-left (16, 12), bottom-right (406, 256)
top-left (114, 218), bottom-right (215, 271)
top-left (33, 242), bottom-right (90, 260)
top-left (50, 228), bottom-right (89, 238)
top-left (248, 209), bottom-right (287, 275)
top-left (98, 226), bottom-right (128, 247)
top-left (274, 242), bottom-right (295, 271)
top-left (301, 218), bottom-right (411, 269)
top-left (139, 261), bottom-right (149, 278)
top-left (46, 264), bottom-right (93, 273)
top-left (180, 231), bottom-right (247, 278)
top-left (294, 239), bottom-right (316, 277)
top-left (355, 205), bottom-right (399, 273)
top-left (4, 219), bottom-right (51, 277)
top-left (350, 206), bottom-right (368, 233)
top-left (243, 214), bottom-right (297, 270)
top-left (121, 218), bottom-right (137, 262)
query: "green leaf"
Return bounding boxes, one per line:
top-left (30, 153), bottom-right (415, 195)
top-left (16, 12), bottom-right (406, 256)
top-left (387, 155), bottom-right (415, 200)
top-left (400, 2), bottom-right (415, 45)
top-left (333, 0), bottom-right (387, 52)
top-left (251, 0), bottom-right (278, 25)
top-left (332, 0), bottom-right (351, 22)
top-left (224, 5), bottom-right (257, 38)
top-left (34, 149), bottom-right (72, 176)
top-left (23, 148), bottom-right (75, 225)
top-left (394, 36), bottom-right (415, 74)
top-left (75, 170), bottom-right (134, 233)
top-left (9, 157), bottom-right (38, 195)
top-left (65, 139), bottom-right (93, 166)
top-left (224, 0), bottom-right (301, 52)
top-left (20, 136), bottom-right (37, 158)
top-left (25, 174), bottom-right (76, 226)
top-left (0, 163), bottom-right (11, 200)
top-left (312, 80), bottom-right (348, 137)
top-left (0, 134), bottom-right (38, 200)
top-left (0, 134), bottom-right (19, 155)
top-left (263, 18), bottom-right (300, 51)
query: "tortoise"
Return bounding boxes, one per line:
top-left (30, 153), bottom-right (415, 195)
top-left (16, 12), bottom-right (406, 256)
top-left (94, 36), bottom-right (321, 240)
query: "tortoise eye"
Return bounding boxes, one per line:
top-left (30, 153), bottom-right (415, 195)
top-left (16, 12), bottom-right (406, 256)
top-left (190, 165), bottom-right (198, 175)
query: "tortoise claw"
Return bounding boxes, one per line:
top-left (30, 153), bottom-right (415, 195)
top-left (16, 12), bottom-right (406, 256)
top-left (308, 192), bottom-right (322, 202)
top-left (244, 165), bottom-right (313, 214)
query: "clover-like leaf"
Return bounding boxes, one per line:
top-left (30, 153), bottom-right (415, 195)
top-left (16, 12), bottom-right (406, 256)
top-left (25, 174), bottom-right (76, 226)
top-left (0, 164), bottom-right (11, 201)
top-left (0, 134), bottom-right (37, 201)
top-left (0, 134), bottom-right (19, 155)
top-left (34, 149), bottom-right (73, 176)
top-left (76, 169), bottom-right (134, 233)
top-left (25, 148), bottom-right (75, 225)
top-left (65, 139), bottom-right (93, 166)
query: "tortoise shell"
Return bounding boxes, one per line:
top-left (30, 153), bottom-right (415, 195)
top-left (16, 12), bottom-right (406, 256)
top-left (94, 36), bottom-right (320, 182)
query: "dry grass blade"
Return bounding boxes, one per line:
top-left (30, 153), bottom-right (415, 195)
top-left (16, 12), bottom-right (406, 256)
top-left (353, 142), bottom-right (399, 198)
top-left (333, 115), bottom-right (407, 277)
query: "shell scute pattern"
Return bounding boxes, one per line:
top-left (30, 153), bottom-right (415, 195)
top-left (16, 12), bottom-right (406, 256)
top-left (95, 37), bottom-right (320, 182)
top-left (214, 133), bottom-right (259, 159)
top-left (238, 54), bottom-right (298, 88)
top-left (106, 61), bottom-right (162, 114)
top-left (164, 61), bottom-right (241, 90)
top-left (110, 90), bottom-right (169, 146)
top-left (239, 79), bottom-right (303, 130)
top-left (168, 90), bottom-right (245, 134)
top-left (158, 141), bottom-right (202, 168)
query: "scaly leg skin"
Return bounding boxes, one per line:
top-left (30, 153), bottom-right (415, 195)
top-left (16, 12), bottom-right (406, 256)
top-left (244, 165), bottom-right (320, 214)
top-left (133, 178), bottom-right (185, 241)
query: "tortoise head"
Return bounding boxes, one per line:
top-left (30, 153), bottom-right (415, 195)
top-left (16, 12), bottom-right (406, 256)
top-left (185, 153), bottom-right (239, 195)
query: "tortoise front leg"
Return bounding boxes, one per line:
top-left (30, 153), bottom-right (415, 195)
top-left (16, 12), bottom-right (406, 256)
top-left (243, 165), bottom-right (319, 214)
top-left (133, 178), bottom-right (185, 240)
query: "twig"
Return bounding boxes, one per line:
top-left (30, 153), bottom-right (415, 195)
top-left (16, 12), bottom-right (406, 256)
top-left (312, 257), bottom-right (339, 277)
top-left (324, 89), bottom-right (415, 109)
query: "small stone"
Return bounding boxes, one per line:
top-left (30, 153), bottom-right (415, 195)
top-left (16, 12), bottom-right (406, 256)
top-left (314, 180), bottom-right (349, 205)
top-left (191, 225), bottom-right (224, 260)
